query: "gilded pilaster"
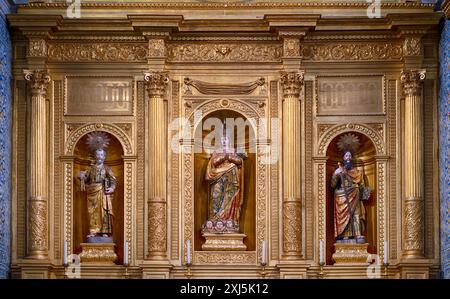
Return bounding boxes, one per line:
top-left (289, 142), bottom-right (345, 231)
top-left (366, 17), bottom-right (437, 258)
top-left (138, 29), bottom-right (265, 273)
top-left (401, 69), bottom-right (426, 259)
top-left (24, 69), bottom-right (51, 259)
top-left (280, 71), bottom-right (304, 259)
top-left (144, 71), bottom-right (169, 260)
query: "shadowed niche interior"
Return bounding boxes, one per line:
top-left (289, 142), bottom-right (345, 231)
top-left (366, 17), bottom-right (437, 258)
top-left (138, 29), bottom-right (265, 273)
top-left (193, 109), bottom-right (256, 251)
top-left (325, 131), bottom-right (377, 265)
top-left (73, 131), bottom-right (125, 264)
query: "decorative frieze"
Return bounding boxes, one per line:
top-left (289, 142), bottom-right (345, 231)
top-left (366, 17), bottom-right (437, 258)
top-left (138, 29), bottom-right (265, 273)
top-left (167, 43), bottom-right (282, 63)
top-left (302, 43), bottom-right (403, 61)
top-left (48, 43), bottom-right (148, 62)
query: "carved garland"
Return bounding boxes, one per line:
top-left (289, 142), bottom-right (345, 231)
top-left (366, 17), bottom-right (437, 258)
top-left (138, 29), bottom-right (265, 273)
top-left (48, 43), bottom-right (148, 62)
top-left (167, 43), bottom-right (282, 63)
top-left (302, 43), bottom-right (403, 61)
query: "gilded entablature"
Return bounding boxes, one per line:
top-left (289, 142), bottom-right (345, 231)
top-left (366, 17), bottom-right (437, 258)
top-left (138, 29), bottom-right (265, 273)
top-left (48, 42), bottom-right (148, 62)
top-left (167, 43), bottom-right (283, 63)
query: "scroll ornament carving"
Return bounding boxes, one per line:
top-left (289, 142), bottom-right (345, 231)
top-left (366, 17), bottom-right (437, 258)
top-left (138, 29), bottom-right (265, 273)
top-left (401, 69), bottom-right (426, 96)
top-left (280, 71), bottom-right (304, 98)
top-left (147, 201), bottom-right (167, 253)
top-left (183, 77), bottom-right (265, 95)
top-left (144, 71), bottom-right (169, 97)
top-left (29, 200), bottom-right (47, 252)
top-left (301, 43), bottom-right (403, 61)
top-left (283, 201), bottom-right (302, 253)
top-left (196, 252), bottom-right (256, 264)
top-left (167, 43), bottom-right (282, 62)
top-left (48, 43), bottom-right (148, 62)
top-left (404, 199), bottom-right (424, 252)
top-left (403, 36), bottom-right (422, 56)
top-left (148, 39), bottom-right (166, 57)
top-left (28, 38), bottom-right (47, 57)
top-left (24, 69), bottom-right (51, 96)
top-left (283, 38), bottom-right (300, 57)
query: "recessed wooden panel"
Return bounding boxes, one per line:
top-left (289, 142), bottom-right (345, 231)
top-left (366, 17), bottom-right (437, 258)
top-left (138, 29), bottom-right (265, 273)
top-left (317, 76), bottom-right (384, 116)
top-left (65, 76), bottom-right (133, 116)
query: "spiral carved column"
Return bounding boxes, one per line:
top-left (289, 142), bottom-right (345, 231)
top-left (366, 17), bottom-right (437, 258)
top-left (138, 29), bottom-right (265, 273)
top-left (144, 71), bottom-right (169, 260)
top-left (401, 69), bottom-right (426, 259)
top-left (280, 71), bottom-right (304, 259)
top-left (24, 69), bottom-right (51, 259)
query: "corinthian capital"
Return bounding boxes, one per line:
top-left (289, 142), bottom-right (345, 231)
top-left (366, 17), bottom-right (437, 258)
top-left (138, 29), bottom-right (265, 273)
top-left (401, 69), bottom-right (426, 96)
top-left (280, 70), bottom-right (304, 98)
top-left (24, 69), bottom-right (51, 96)
top-left (144, 71), bottom-right (169, 98)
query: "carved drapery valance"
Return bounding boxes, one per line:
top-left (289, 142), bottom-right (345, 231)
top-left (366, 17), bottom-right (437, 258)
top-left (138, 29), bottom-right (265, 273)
top-left (184, 77), bottom-right (265, 95)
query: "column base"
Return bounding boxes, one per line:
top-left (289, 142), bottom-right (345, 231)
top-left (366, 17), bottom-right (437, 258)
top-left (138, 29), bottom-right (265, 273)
top-left (141, 260), bottom-right (173, 279)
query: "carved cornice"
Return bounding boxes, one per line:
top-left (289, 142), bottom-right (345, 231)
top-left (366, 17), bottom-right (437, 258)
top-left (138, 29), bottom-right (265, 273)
top-left (47, 42), bottom-right (148, 62)
top-left (23, 69), bottom-right (51, 96)
top-left (167, 42), bottom-right (282, 63)
top-left (144, 71), bottom-right (169, 97)
top-left (301, 42), bottom-right (403, 61)
top-left (171, 35), bottom-right (278, 41)
top-left (24, 2), bottom-right (434, 9)
top-left (400, 69), bottom-right (426, 96)
top-left (280, 71), bottom-right (304, 98)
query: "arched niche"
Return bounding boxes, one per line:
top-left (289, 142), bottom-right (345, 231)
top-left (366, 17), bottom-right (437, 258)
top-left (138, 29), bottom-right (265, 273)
top-left (325, 132), bottom-right (377, 264)
top-left (193, 109), bottom-right (257, 251)
top-left (72, 132), bottom-right (125, 264)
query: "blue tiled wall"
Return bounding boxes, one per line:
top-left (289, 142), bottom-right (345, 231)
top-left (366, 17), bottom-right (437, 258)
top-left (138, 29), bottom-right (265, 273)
top-left (0, 0), bottom-right (12, 279)
top-left (440, 18), bottom-right (450, 279)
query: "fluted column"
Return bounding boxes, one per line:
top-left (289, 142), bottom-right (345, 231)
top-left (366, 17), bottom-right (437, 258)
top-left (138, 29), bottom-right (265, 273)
top-left (144, 71), bottom-right (169, 260)
top-left (280, 71), bottom-right (304, 259)
top-left (24, 69), bottom-right (51, 259)
top-left (401, 69), bottom-right (426, 259)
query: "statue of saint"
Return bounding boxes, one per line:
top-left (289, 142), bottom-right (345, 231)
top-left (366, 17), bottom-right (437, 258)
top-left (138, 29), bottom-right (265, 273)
top-left (331, 150), bottom-right (371, 244)
top-left (202, 132), bottom-right (246, 234)
top-left (78, 132), bottom-right (117, 240)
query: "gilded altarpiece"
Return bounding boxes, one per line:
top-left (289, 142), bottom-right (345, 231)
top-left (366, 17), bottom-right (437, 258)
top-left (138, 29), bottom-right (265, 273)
top-left (8, 1), bottom-right (442, 279)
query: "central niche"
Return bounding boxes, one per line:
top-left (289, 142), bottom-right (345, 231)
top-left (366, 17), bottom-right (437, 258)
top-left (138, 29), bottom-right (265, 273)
top-left (194, 109), bottom-right (256, 251)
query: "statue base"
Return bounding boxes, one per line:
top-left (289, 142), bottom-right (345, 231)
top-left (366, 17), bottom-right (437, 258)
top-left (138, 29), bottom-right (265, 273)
top-left (79, 243), bottom-right (117, 265)
top-left (332, 243), bottom-right (370, 265)
top-left (201, 233), bottom-right (247, 251)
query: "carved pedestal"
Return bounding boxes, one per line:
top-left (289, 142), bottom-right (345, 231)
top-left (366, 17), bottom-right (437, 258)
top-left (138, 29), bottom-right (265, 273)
top-left (332, 243), bottom-right (370, 265)
top-left (202, 233), bottom-right (247, 251)
top-left (79, 243), bottom-right (117, 265)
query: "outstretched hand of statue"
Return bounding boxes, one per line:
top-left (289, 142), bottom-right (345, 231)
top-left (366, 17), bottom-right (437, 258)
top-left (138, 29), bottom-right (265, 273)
top-left (334, 166), bottom-right (343, 175)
